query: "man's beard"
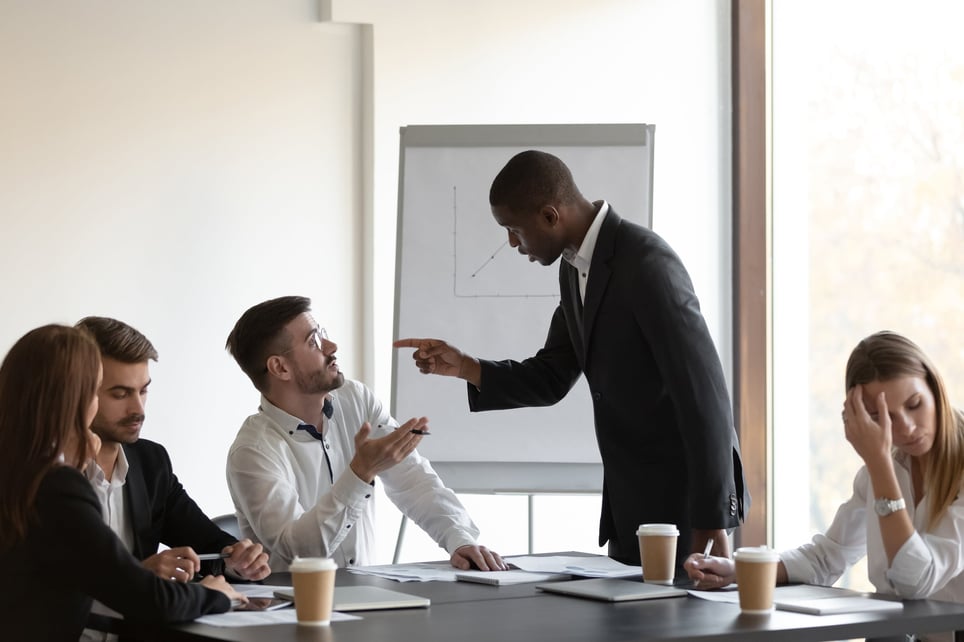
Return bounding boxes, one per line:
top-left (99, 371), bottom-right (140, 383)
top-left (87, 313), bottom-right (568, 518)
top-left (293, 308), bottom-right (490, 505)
top-left (90, 413), bottom-right (146, 445)
top-left (294, 359), bottom-right (345, 395)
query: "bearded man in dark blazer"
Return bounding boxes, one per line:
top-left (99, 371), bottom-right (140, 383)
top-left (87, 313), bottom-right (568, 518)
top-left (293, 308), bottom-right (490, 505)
top-left (76, 316), bottom-right (270, 584)
top-left (395, 150), bottom-right (748, 575)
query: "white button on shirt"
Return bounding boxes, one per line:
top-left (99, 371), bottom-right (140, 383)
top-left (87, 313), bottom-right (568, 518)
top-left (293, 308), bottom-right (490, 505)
top-left (226, 379), bottom-right (480, 571)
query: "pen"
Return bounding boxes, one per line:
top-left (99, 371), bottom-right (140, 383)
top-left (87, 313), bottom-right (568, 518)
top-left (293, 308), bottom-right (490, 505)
top-left (378, 424), bottom-right (431, 435)
top-left (702, 539), bottom-right (714, 559)
top-left (197, 552), bottom-right (231, 561)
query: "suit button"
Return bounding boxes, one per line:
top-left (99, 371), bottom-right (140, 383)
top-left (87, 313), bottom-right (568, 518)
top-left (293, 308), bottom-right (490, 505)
top-left (592, 392), bottom-right (601, 401)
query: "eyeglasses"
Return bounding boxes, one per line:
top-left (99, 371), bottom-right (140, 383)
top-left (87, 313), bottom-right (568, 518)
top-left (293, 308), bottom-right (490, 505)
top-left (306, 326), bottom-right (328, 351)
top-left (263, 326), bottom-right (329, 372)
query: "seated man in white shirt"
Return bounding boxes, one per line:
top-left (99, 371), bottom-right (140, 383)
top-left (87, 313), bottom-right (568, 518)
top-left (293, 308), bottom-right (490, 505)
top-left (224, 295), bottom-right (507, 572)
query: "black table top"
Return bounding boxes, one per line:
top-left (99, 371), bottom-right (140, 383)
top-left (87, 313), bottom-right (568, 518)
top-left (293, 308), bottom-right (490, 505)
top-left (98, 563), bottom-right (964, 642)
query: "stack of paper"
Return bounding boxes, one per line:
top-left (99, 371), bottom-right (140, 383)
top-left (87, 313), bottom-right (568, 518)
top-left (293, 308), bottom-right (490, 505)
top-left (506, 555), bottom-right (641, 578)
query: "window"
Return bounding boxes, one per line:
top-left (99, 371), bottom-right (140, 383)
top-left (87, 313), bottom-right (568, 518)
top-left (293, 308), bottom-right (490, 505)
top-left (771, 0), bottom-right (964, 589)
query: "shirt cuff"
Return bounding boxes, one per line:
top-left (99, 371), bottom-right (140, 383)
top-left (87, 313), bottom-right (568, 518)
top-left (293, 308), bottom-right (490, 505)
top-left (331, 467), bottom-right (376, 511)
top-left (885, 533), bottom-right (930, 597)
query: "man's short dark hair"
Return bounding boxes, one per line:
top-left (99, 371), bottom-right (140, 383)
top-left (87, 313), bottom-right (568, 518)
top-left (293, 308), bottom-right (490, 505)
top-left (76, 317), bottom-right (158, 363)
top-left (226, 296), bottom-right (312, 392)
top-left (488, 150), bottom-right (581, 215)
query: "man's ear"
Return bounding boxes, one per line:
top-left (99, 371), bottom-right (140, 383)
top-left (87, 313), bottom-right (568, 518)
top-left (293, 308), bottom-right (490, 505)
top-left (265, 355), bottom-right (291, 381)
top-left (540, 205), bottom-right (560, 227)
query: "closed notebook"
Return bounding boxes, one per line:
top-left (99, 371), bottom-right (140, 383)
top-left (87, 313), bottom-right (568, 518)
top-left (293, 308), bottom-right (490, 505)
top-left (273, 585), bottom-right (430, 611)
top-left (774, 596), bottom-right (903, 615)
top-left (536, 578), bottom-right (687, 602)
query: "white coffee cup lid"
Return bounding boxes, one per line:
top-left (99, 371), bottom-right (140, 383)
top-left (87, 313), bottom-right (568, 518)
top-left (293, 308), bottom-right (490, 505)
top-left (733, 546), bottom-right (780, 563)
top-left (636, 523), bottom-right (679, 536)
top-left (289, 556), bottom-right (338, 572)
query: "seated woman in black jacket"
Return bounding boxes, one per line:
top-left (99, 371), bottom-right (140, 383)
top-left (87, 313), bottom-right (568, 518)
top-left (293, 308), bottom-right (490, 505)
top-left (0, 324), bottom-right (244, 641)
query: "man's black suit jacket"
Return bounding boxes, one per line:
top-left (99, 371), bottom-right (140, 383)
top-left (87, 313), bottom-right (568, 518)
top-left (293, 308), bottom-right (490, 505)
top-left (468, 208), bottom-right (749, 570)
top-left (123, 439), bottom-right (236, 571)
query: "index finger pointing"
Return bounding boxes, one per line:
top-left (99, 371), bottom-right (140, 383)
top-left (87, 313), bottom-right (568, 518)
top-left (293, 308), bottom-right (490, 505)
top-left (393, 338), bottom-right (427, 348)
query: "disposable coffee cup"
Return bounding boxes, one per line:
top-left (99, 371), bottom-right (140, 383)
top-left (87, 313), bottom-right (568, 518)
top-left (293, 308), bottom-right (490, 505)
top-left (733, 546), bottom-right (779, 614)
top-left (636, 523), bottom-right (679, 585)
top-left (289, 557), bottom-right (338, 625)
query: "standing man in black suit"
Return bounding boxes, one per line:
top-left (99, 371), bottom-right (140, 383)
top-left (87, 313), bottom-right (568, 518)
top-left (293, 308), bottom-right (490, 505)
top-left (395, 150), bottom-right (748, 574)
top-left (76, 317), bottom-right (270, 584)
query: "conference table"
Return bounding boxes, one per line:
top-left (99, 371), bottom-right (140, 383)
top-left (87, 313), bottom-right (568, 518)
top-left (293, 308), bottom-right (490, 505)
top-left (95, 555), bottom-right (964, 642)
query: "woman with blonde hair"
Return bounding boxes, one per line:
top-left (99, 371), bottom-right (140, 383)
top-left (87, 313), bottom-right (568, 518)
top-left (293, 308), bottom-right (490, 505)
top-left (687, 331), bottom-right (964, 641)
top-left (0, 325), bottom-right (243, 640)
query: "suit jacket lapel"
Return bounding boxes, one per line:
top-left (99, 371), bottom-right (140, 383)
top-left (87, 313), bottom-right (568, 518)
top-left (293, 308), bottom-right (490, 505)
top-left (122, 444), bottom-right (149, 559)
top-left (582, 209), bottom-right (619, 348)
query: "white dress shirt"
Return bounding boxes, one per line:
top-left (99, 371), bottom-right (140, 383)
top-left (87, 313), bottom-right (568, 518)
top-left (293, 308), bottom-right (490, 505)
top-left (226, 379), bottom-right (480, 571)
top-left (780, 451), bottom-right (964, 642)
top-left (561, 200), bottom-right (609, 303)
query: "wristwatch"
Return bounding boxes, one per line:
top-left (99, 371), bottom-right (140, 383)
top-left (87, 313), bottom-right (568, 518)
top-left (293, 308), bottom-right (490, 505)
top-left (874, 497), bottom-right (906, 517)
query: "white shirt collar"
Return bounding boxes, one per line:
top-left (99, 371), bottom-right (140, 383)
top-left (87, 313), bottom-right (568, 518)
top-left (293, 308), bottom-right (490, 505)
top-left (562, 200), bottom-right (609, 273)
top-left (259, 394), bottom-right (323, 443)
top-left (85, 442), bottom-right (130, 486)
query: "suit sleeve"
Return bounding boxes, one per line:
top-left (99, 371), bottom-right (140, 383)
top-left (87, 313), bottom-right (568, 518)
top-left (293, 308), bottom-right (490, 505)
top-left (632, 249), bottom-right (746, 528)
top-left (468, 304), bottom-right (583, 411)
top-left (32, 467), bottom-right (230, 622)
top-left (134, 442), bottom-right (236, 565)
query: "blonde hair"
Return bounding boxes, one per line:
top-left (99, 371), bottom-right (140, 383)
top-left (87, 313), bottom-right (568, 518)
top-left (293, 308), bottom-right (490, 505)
top-left (845, 331), bottom-right (964, 531)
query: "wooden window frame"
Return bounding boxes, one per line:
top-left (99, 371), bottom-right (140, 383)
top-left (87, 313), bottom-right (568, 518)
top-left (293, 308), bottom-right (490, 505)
top-left (732, 0), bottom-right (769, 547)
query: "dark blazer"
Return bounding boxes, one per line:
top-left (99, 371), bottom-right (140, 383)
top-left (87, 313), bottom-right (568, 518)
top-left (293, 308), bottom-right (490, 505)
top-left (123, 439), bottom-right (236, 570)
top-left (469, 208), bottom-right (749, 570)
top-left (1, 466), bottom-right (229, 642)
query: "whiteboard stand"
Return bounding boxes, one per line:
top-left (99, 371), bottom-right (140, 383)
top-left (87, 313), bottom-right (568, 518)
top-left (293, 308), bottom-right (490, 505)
top-left (391, 462), bottom-right (604, 563)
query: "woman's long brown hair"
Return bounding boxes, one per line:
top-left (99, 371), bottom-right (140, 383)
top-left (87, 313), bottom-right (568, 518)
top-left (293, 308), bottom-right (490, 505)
top-left (0, 325), bottom-right (101, 550)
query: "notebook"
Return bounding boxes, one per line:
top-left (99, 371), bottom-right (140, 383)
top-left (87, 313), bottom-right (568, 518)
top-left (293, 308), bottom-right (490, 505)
top-left (273, 585), bottom-right (430, 611)
top-left (535, 578), bottom-right (687, 602)
top-left (774, 596), bottom-right (903, 615)
top-left (455, 570), bottom-right (570, 586)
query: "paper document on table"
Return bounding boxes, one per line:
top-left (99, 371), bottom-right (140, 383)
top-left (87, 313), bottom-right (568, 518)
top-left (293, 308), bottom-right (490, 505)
top-left (776, 596), bottom-right (903, 615)
top-left (772, 584), bottom-right (864, 600)
top-left (347, 561), bottom-right (458, 582)
top-left (687, 585), bottom-right (740, 602)
top-left (196, 609), bottom-right (360, 626)
top-left (688, 584), bottom-right (867, 606)
top-left (230, 583), bottom-right (291, 598)
top-left (506, 555), bottom-right (640, 578)
top-left (456, 569), bottom-right (571, 585)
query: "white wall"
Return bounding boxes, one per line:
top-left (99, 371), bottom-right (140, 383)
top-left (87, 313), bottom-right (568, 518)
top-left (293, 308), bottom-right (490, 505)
top-left (333, 0), bottom-right (733, 401)
top-left (0, 0), bottom-right (364, 514)
top-left (1, 0), bottom-right (732, 564)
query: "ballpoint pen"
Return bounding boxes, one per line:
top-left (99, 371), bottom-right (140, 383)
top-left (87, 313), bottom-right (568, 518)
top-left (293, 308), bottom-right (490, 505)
top-left (378, 423), bottom-right (430, 435)
top-left (703, 538), bottom-right (714, 559)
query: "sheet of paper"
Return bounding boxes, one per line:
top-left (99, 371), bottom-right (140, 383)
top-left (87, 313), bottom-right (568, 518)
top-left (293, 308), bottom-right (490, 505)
top-left (506, 555), bottom-right (640, 578)
top-left (231, 583), bottom-right (291, 598)
top-left (687, 585), bottom-right (740, 603)
top-left (196, 609), bottom-right (360, 626)
top-left (347, 562), bottom-right (458, 582)
top-left (687, 584), bottom-right (869, 606)
top-left (772, 584), bottom-right (865, 600)
top-left (455, 570), bottom-right (571, 585)
top-left (775, 596), bottom-right (903, 615)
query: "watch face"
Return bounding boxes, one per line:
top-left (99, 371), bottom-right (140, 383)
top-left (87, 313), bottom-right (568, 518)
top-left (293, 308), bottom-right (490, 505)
top-left (875, 498), bottom-right (905, 516)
